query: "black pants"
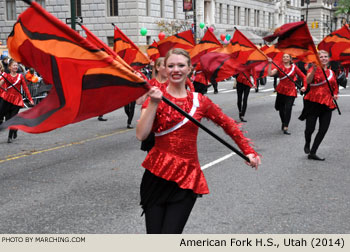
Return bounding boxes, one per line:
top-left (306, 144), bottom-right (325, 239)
top-left (144, 193), bottom-right (197, 234)
top-left (0, 99), bottom-right (20, 138)
top-left (305, 109), bottom-right (332, 154)
top-left (124, 101), bottom-right (136, 125)
top-left (236, 82), bottom-right (251, 117)
top-left (275, 94), bottom-right (295, 128)
top-left (211, 81), bottom-right (218, 92)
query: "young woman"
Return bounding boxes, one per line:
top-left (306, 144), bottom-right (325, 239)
top-left (268, 54), bottom-right (306, 134)
top-left (235, 69), bottom-right (255, 122)
top-left (299, 50), bottom-right (338, 161)
top-left (0, 59), bottom-right (34, 143)
top-left (136, 48), bottom-right (260, 234)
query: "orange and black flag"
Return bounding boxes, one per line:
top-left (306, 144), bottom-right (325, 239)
top-left (254, 44), bottom-right (284, 78)
top-left (189, 29), bottom-right (222, 65)
top-left (157, 30), bottom-right (195, 57)
top-left (147, 40), bottom-right (160, 61)
top-left (263, 21), bottom-right (321, 66)
top-left (200, 28), bottom-right (266, 82)
top-left (318, 25), bottom-right (350, 62)
top-left (1, 0), bottom-right (147, 133)
top-left (113, 25), bottom-right (150, 70)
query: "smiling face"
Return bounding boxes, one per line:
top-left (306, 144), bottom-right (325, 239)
top-left (8, 60), bottom-right (18, 74)
top-left (165, 53), bottom-right (191, 86)
top-left (318, 50), bottom-right (329, 67)
top-left (282, 54), bottom-right (292, 65)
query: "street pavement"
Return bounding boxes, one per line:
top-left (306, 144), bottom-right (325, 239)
top-left (0, 77), bottom-right (349, 234)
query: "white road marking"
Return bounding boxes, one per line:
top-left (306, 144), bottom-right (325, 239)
top-left (201, 152), bottom-right (236, 170)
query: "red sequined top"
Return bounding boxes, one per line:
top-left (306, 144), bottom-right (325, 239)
top-left (276, 64), bottom-right (306, 97)
top-left (303, 67), bottom-right (338, 109)
top-left (236, 70), bottom-right (254, 88)
top-left (141, 89), bottom-right (257, 194)
top-left (0, 73), bottom-right (33, 107)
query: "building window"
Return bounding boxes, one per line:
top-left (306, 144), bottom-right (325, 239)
top-left (254, 10), bottom-right (260, 27)
top-left (6, 0), bottom-right (16, 21)
top-left (235, 7), bottom-right (240, 25)
top-left (160, 0), bottom-right (164, 18)
top-left (35, 0), bottom-right (46, 8)
top-left (108, 0), bottom-right (118, 16)
top-left (219, 3), bottom-right (223, 24)
top-left (227, 5), bottom-right (230, 24)
top-left (107, 36), bottom-right (114, 47)
top-left (173, 0), bottom-right (177, 19)
top-left (146, 0), bottom-right (151, 16)
top-left (245, 8), bottom-right (250, 26)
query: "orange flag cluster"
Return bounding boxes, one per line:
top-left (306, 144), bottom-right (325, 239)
top-left (4, 0), bottom-right (348, 134)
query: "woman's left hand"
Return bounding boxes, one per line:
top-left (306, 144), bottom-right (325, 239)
top-left (245, 154), bottom-right (261, 170)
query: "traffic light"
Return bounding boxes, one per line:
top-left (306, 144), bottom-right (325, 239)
top-left (311, 21), bottom-right (319, 29)
top-left (315, 21), bottom-right (318, 28)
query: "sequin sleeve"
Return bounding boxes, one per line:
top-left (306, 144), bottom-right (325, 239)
top-left (200, 95), bottom-right (258, 156)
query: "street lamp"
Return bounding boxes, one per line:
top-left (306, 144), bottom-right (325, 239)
top-left (306, 0), bottom-right (310, 22)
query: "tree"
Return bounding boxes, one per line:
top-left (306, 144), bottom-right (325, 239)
top-left (334, 0), bottom-right (350, 24)
top-left (156, 20), bottom-right (192, 36)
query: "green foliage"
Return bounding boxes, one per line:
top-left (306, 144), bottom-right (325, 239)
top-left (334, 0), bottom-right (350, 23)
top-left (156, 20), bottom-right (192, 36)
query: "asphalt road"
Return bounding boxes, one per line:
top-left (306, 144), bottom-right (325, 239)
top-left (0, 78), bottom-right (349, 234)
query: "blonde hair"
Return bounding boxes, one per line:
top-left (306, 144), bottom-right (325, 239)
top-left (153, 57), bottom-right (165, 77)
top-left (318, 50), bottom-right (329, 57)
top-left (164, 48), bottom-right (191, 67)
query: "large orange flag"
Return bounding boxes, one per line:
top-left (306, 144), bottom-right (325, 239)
top-left (263, 21), bottom-right (321, 66)
top-left (200, 29), bottom-right (266, 82)
top-left (318, 25), bottom-right (350, 62)
top-left (113, 26), bottom-right (150, 70)
top-left (157, 30), bottom-right (195, 57)
top-left (147, 40), bottom-right (160, 61)
top-left (189, 29), bottom-right (222, 65)
top-left (1, 1), bottom-right (147, 133)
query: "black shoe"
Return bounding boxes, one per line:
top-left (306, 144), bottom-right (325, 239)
top-left (7, 137), bottom-right (12, 143)
top-left (304, 143), bottom-right (310, 154)
top-left (127, 124), bottom-right (133, 129)
top-left (13, 131), bottom-right (17, 139)
top-left (98, 116), bottom-right (107, 121)
top-left (214, 90), bottom-right (218, 94)
top-left (239, 116), bottom-right (247, 122)
top-left (255, 88), bottom-right (259, 92)
top-left (283, 130), bottom-right (291, 135)
top-left (308, 153), bottom-right (325, 161)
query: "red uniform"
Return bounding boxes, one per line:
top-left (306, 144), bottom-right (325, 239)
top-left (141, 88), bottom-right (257, 194)
top-left (276, 64), bottom-right (306, 97)
top-left (304, 67), bottom-right (338, 109)
top-left (0, 73), bottom-right (33, 107)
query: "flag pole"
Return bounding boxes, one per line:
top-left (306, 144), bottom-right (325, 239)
top-left (161, 96), bottom-right (250, 162)
top-left (321, 68), bottom-right (341, 115)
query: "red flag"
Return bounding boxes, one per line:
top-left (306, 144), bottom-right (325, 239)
top-left (318, 25), bottom-right (350, 62)
top-left (189, 29), bottom-right (222, 65)
top-left (157, 30), bottom-right (195, 57)
top-left (200, 29), bottom-right (266, 82)
top-left (254, 45), bottom-right (284, 78)
top-left (113, 26), bottom-right (150, 70)
top-left (263, 21), bottom-right (321, 66)
top-left (147, 40), bottom-right (160, 61)
top-left (1, 1), bottom-right (147, 133)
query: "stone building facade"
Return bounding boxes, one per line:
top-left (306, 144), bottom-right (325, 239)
top-left (1, 0), bottom-right (304, 49)
top-left (301, 0), bottom-right (342, 44)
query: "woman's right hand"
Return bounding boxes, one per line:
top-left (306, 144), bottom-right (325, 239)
top-left (147, 86), bottom-right (163, 104)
